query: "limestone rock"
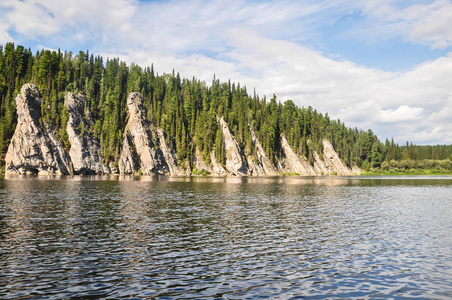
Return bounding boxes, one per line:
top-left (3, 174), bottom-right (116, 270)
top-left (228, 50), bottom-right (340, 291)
top-left (351, 164), bottom-right (362, 175)
top-left (65, 92), bottom-right (110, 174)
top-left (279, 135), bottom-right (316, 175)
top-left (313, 151), bottom-right (329, 175)
top-left (192, 148), bottom-right (213, 175)
top-left (155, 128), bottom-right (184, 175)
top-left (219, 117), bottom-right (248, 176)
top-left (118, 92), bottom-right (177, 175)
top-left (5, 84), bottom-right (72, 175)
top-left (210, 150), bottom-right (227, 176)
top-left (247, 126), bottom-right (278, 176)
top-left (322, 140), bottom-right (352, 175)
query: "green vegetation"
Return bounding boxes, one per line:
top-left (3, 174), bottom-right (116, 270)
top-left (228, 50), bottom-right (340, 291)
top-left (362, 159), bottom-right (452, 175)
top-left (0, 43), bottom-right (451, 174)
top-left (192, 168), bottom-right (211, 176)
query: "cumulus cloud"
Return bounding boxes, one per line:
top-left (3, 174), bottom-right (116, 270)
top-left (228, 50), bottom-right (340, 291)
top-left (406, 126), bottom-right (452, 145)
top-left (338, 100), bottom-right (424, 124)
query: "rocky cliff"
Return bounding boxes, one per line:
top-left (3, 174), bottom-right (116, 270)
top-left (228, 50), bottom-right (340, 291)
top-left (219, 117), bottom-right (249, 176)
top-left (5, 84), bottom-right (72, 175)
top-left (65, 92), bottom-right (110, 174)
top-left (247, 126), bottom-right (278, 176)
top-left (320, 140), bottom-right (353, 175)
top-left (279, 135), bottom-right (316, 175)
top-left (118, 92), bottom-right (182, 175)
top-left (5, 84), bottom-right (360, 176)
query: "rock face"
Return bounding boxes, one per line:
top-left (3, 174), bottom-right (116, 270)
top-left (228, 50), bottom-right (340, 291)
top-left (210, 151), bottom-right (227, 176)
top-left (65, 93), bottom-right (110, 174)
top-left (279, 135), bottom-right (316, 175)
top-left (219, 117), bottom-right (249, 176)
top-left (118, 92), bottom-right (180, 175)
top-left (247, 126), bottom-right (278, 176)
top-left (192, 148), bottom-right (212, 174)
top-left (5, 84), bottom-right (72, 175)
top-left (313, 151), bottom-right (329, 175)
top-left (155, 128), bottom-right (183, 175)
top-left (321, 140), bottom-right (353, 175)
top-left (5, 84), bottom-right (361, 177)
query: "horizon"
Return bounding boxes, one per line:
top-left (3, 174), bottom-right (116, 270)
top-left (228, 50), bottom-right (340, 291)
top-left (1, 0), bottom-right (451, 145)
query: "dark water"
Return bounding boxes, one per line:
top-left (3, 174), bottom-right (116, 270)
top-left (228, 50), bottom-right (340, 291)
top-left (1, 175), bottom-right (452, 299)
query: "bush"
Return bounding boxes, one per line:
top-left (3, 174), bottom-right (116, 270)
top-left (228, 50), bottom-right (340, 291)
top-left (192, 168), bottom-right (211, 176)
top-left (381, 161), bottom-right (390, 171)
top-left (440, 160), bottom-right (452, 170)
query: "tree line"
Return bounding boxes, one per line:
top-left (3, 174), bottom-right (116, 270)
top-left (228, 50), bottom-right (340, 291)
top-left (0, 43), bottom-right (451, 172)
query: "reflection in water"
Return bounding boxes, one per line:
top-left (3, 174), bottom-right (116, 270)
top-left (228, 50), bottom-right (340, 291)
top-left (0, 175), bottom-right (452, 299)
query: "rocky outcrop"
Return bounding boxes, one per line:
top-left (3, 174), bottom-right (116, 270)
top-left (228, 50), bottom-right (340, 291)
top-left (321, 140), bottom-right (352, 175)
top-left (155, 128), bottom-right (183, 175)
top-left (5, 84), bottom-right (72, 175)
top-left (247, 126), bottom-right (278, 176)
top-left (219, 117), bottom-right (248, 176)
top-left (351, 164), bottom-right (362, 175)
top-left (312, 140), bottom-right (359, 175)
top-left (279, 136), bottom-right (316, 175)
top-left (118, 92), bottom-right (180, 175)
top-left (192, 148), bottom-right (213, 175)
top-left (313, 151), bottom-right (329, 175)
top-left (5, 84), bottom-right (361, 177)
top-left (65, 93), bottom-right (110, 174)
top-left (210, 150), bottom-right (227, 176)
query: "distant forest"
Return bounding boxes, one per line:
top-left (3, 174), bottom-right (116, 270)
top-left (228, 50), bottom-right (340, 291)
top-left (0, 43), bottom-right (451, 173)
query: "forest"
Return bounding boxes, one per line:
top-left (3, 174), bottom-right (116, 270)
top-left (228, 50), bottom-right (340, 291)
top-left (0, 43), bottom-right (451, 174)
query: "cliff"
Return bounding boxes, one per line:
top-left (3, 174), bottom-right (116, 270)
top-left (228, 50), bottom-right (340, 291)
top-left (65, 92), bottom-right (110, 174)
top-left (279, 135), bottom-right (316, 176)
top-left (5, 84), bottom-right (72, 175)
top-left (219, 116), bottom-right (249, 176)
top-left (118, 92), bottom-right (182, 175)
top-left (247, 125), bottom-right (278, 176)
top-left (5, 84), bottom-right (360, 177)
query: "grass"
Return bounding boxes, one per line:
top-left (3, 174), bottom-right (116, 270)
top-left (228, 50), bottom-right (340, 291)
top-left (280, 172), bottom-right (300, 176)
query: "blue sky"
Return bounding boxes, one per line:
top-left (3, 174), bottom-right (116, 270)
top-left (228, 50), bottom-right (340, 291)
top-left (1, 0), bottom-right (452, 145)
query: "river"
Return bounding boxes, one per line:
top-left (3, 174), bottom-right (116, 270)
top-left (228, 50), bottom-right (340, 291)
top-left (1, 175), bottom-right (451, 299)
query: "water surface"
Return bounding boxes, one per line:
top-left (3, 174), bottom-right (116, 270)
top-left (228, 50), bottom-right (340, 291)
top-left (1, 175), bottom-right (451, 299)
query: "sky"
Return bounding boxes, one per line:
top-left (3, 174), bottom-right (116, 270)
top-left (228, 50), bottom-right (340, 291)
top-left (1, 0), bottom-right (452, 145)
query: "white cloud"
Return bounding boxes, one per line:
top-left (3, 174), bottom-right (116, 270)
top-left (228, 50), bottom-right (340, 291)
top-left (0, 19), bottom-right (13, 44)
top-left (428, 94), bottom-right (452, 121)
top-left (406, 126), bottom-right (452, 145)
top-left (338, 100), bottom-right (424, 124)
top-left (1, 0), bottom-right (59, 36)
top-left (358, 0), bottom-right (452, 49)
top-left (0, 0), bottom-right (136, 45)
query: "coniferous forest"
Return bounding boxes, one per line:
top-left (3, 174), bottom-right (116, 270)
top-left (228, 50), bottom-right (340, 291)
top-left (0, 43), bottom-right (451, 174)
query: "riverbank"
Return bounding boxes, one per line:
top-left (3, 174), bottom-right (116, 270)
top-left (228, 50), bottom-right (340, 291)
top-left (361, 168), bottom-right (452, 176)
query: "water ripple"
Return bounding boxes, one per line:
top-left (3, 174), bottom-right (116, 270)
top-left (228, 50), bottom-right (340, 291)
top-left (0, 176), bottom-right (452, 299)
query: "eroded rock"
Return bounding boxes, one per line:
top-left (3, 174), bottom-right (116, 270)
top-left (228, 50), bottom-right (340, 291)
top-left (279, 135), bottom-right (316, 175)
top-left (247, 126), bottom-right (278, 176)
top-left (118, 92), bottom-right (178, 175)
top-left (5, 84), bottom-right (72, 175)
top-left (219, 117), bottom-right (248, 176)
top-left (65, 92), bottom-right (110, 174)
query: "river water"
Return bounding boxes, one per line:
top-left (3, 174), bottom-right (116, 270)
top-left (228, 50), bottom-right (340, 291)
top-left (0, 175), bottom-right (451, 299)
